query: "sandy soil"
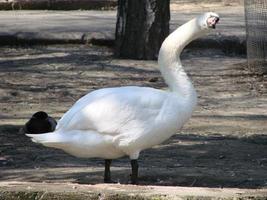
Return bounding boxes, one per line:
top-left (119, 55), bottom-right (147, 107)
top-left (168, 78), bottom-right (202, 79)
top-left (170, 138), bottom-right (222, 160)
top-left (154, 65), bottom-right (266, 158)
top-left (0, 45), bottom-right (266, 188)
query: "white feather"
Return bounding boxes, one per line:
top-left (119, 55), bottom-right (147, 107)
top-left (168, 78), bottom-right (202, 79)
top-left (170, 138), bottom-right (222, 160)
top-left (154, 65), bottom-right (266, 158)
top-left (27, 13), bottom-right (216, 160)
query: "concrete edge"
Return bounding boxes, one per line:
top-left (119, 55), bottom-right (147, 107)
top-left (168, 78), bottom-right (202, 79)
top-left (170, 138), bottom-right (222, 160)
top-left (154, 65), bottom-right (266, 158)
top-left (0, 33), bottom-right (246, 55)
top-left (0, 32), bottom-right (115, 46)
top-left (0, 181), bottom-right (267, 200)
top-left (188, 36), bottom-right (246, 55)
top-left (0, 0), bottom-right (117, 10)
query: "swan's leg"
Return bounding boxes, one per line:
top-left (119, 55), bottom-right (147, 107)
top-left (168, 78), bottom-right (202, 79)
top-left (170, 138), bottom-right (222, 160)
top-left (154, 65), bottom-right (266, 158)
top-left (104, 159), bottom-right (112, 183)
top-left (130, 159), bottom-right (139, 184)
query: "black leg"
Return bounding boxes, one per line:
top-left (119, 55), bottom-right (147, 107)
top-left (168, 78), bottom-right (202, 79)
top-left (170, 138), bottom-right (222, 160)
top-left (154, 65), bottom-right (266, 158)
top-left (130, 159), bottom-right (139, 184)
top-left (104, 159), bottom-right (112, 183)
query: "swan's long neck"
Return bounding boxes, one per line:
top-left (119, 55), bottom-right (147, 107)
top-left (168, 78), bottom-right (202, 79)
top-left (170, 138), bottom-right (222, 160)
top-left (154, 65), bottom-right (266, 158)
top-left (158, 18), bottom-right (207, 102)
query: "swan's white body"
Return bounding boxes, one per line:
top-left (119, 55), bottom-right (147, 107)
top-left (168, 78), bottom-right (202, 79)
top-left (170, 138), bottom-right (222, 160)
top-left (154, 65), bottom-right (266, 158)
top-left (32, 86), bottom-right (194, 159)
top-left (27, 13), bottom-right (216, 160)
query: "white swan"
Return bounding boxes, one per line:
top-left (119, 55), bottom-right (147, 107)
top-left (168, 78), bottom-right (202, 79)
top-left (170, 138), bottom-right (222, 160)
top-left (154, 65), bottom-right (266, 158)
top-left (27, 12), bottom-right (219, 184)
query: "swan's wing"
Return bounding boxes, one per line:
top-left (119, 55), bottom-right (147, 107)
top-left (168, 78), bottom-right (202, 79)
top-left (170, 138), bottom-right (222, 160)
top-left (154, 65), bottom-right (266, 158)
top-left (56, 86), bottom-right (170, 136)
top-left (56, 87), bottom-right (116, 130)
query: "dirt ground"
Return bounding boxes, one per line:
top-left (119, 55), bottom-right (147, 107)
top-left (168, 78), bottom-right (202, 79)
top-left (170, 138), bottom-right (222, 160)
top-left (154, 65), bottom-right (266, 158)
top-left (0, 45), bottom-right (266, 189)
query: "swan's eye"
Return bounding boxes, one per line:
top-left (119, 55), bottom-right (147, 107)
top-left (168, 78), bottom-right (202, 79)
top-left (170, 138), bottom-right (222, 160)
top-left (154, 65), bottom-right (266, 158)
top-left (207, 16), bottom-right (220, 29)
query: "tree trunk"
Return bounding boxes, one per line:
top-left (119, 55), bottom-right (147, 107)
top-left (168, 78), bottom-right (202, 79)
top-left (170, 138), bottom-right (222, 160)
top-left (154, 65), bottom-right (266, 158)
top-left (115, 0), bottom-right (170, 60)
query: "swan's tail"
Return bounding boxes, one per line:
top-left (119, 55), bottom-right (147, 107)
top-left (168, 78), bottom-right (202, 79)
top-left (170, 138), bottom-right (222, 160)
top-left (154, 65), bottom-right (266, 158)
top-left (26, 131), bottom-right (63, 147)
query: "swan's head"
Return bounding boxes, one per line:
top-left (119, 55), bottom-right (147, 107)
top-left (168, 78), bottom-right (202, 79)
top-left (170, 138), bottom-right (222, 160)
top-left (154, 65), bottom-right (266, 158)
top-left (32, 111), bottom-right (49, 120)
top-left (198, 12), bottom-right (220, 30)
top-left (21, 111), bottom-right (57, 134)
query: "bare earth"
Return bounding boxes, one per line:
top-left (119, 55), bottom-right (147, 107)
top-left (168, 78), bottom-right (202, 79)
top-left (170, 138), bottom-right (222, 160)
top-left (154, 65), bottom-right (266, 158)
top-left (0, 44), bottom-right (266, 192)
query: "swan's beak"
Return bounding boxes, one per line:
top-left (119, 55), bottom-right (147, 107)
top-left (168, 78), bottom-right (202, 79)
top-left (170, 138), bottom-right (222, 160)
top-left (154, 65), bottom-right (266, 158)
top-left (207, 16), bottom-right (220, 29)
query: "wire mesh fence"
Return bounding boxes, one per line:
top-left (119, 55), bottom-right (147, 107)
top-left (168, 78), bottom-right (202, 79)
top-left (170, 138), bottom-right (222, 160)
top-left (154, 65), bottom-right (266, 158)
top-left (245, 0), bottom-right (267, 74)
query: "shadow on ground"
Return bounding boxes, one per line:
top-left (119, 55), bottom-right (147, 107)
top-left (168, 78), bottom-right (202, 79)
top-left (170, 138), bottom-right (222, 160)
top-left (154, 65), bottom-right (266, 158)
top-left (1, 124), bottom-right (267, 188)
top-left (0, 45), bottom-right (266, 189)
